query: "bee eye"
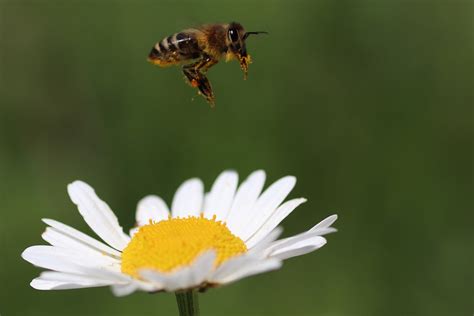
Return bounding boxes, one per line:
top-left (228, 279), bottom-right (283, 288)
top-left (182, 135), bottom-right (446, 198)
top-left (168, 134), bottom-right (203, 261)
top-left (228, 29), bottom-right (239, 42)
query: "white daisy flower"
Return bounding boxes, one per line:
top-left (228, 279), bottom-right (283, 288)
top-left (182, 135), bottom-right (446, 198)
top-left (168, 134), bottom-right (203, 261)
top-left (22, 170), bottom-right (337, 297)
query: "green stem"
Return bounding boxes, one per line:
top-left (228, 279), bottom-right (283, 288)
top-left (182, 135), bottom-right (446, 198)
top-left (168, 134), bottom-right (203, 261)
top-left (175, 290), bottom-right (200, 316)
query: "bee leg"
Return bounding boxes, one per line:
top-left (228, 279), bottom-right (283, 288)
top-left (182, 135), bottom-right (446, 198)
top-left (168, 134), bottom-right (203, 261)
top-left (182, 56), bottom-right (218, 107)
top-left (182, 66), bottom-right (199, 87)
top-left (196, 74), bottom-right (215, 106)
top-left (197, 56), bottom-right (218, 74)
top-left (183, 67), bottom-right (215, 106)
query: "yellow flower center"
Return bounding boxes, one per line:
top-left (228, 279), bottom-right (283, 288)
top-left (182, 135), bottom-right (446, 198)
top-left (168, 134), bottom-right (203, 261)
top-left (121, 215), bottom-right (247, 278)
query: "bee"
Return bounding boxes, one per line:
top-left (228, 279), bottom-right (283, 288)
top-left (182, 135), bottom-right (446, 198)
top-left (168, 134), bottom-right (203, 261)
top-left (148, 22), bottom-right (267, 107)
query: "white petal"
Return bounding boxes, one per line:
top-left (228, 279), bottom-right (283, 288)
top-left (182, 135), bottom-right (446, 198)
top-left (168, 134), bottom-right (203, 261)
top-left (309, 227), bottom-right (337, 235)
top-left (246, 227), bottom-right (283, 257)
top-left (267, 230), bottom-right (323, 252)
top-left (42, 227), bottom-right (119, 261)
top-left (308, 214), bottom-right (338, 235)
top-left (129, 227), bottom-right (139, 237)
top-left (21, 246), bottom-right (127, 282)
top-left (245, 198), bottom-right (306, 248)
top-left (30, 271), bottom-right (124, 290)
top-left (41, 219), bottom-right (121, 259)
top-left (39, 271), bottom-right (118, 285)
top-left (111, 283), bottom-right (139, 297)
top-left (203, 192), bottom-right (211, 213)
top-left (136, 195), bottom-right (170, 226)
top-left (184, 251), bottom-right (216, 287)
top-left (140, 251), bottom-right (216, 292)
top-left (30, 278), bottom-right (109, 290)
top-left (210, 243), bottom-right (280, 282)
top-left (266, 215), bottom-right (337, 253)
top-left (209, 255), bottom-right (248, 281)
top-left (139, 270), bottom-right (163, 288)
top-left (203, 170), bottom-right (238, 221)
top-left (239, 176), bottom-right (296, 240)
top-left (171, 178), bottom-right (204, 218)
top-left (210, 257), bottom-right (282, 284)
top-left (31, 279), bottom-right (65, 290)
top-left (271, 245), bottom-right (324, 260)
top-left (111, 280), bottom-right (159, 296)
top-left (67, 181), bottom-right (130, 251)
top-left (220, 259), bottom-right (282, 284)
top-left (269, 235), bottom-right (327, 260)
top-left (22, 245), bottom-right (114, 272)
top-left (226, 170), bottom-right (266, 236)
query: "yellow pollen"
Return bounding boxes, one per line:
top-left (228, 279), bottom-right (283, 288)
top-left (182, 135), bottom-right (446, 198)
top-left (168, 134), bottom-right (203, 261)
top-left (121, 215), bottom-right (247, 278)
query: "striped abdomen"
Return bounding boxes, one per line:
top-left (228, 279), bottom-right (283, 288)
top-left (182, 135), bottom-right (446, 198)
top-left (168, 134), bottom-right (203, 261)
top-left (148, 31), bottom-right (202, 66)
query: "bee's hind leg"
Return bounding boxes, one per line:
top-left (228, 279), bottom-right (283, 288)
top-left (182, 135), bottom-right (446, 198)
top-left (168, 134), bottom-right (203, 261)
top-left (182, 55), bottom-right (218, 107)
top-left (183, 68), bottom-right (214, 106)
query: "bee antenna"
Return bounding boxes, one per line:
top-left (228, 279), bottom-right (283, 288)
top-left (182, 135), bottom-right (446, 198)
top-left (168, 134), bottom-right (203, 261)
top-left (244, 31), bottom-right (269, 40)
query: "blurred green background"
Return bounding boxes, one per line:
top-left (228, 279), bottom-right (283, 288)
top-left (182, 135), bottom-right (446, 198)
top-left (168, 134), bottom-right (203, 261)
top-left (1, 0), bottom-right (472, 315)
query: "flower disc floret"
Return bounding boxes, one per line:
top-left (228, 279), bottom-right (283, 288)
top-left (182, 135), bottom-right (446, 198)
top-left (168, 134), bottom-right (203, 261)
top-left (121, 215), bottom-right (247, 278)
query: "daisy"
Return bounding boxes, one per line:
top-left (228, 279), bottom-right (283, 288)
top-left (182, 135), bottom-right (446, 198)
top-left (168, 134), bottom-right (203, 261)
top-left (22, 170), bottom-right (337, 312)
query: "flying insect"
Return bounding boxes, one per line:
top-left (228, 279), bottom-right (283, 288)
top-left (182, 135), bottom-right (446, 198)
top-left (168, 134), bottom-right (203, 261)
top-left (148, 22), bottom-right (267, 107)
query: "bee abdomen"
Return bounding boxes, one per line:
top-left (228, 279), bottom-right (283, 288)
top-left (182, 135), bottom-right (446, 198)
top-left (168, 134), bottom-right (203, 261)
top-left (148, 32), bottom-right (201, 66)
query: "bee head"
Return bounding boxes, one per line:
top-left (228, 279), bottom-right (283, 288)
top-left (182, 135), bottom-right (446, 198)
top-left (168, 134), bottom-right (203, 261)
top-left (226, 22), bottom-right (267, 79)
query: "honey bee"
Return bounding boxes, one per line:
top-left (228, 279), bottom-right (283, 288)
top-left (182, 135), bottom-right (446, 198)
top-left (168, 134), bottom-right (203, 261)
top-left (148, 22), bottom-right (267, 107)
